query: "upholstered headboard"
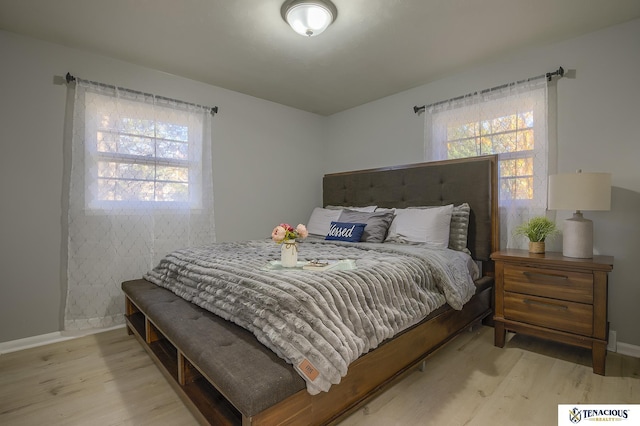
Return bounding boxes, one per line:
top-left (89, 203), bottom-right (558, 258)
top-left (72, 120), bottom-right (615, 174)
top-left (322, 155), bottom-right (499, 262)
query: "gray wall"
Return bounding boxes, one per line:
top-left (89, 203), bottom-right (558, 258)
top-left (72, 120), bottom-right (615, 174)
top-left (0, 30), bottom-right (326, 342)
top-left (2, 18), bottom-right (639, 348)
top-left (325, 19), bottom-right (640, 346)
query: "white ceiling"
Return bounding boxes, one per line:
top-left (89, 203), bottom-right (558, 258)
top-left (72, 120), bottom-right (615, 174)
top-left (1, 0), bottom-right (639, 115)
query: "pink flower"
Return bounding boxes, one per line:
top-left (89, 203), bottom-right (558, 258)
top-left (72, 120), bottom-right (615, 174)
top-left (272, 222), bottom-right (308, 243)
top-left (280, 223), bottom-right (294, 232)
top-left (271, 225), bottom-right (286, 243)
top-left (296, 224), bottom-right (308, 239)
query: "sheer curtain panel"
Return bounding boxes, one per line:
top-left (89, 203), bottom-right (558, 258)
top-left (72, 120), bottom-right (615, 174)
top-left (424, 78), bottom-right (556, 249)
top-left (64, 80), bottom-right (215, 330)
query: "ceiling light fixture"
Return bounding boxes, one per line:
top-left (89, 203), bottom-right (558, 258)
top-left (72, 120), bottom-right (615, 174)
top-left (281, 0), bottom-right (338, 37)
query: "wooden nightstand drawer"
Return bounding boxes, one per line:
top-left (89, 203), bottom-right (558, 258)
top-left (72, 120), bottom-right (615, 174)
top-left (503, 292), bottom-right (593, 336)
top-left (503, 264), bottom-right (593, 304)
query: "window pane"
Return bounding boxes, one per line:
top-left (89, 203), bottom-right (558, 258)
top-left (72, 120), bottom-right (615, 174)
top-left (483, 114), bottom-right (516, 134)
top-left (117, 134), bottom-right (155, 156)
top-left (120, 118), bottom-right (155, 137)
top-left (96, 132), bottom-right (117, 153)
top-left (517, 111), bottom-right (534, 129)
top-left (499, 158), bottom-right (516, 177)
top-left (156, 165), bottom-right (188, 182)
top-left (485, 132), bottom-right (518, 154)
top-left (516, 128), bottom-right (534, 151)
top-left (447, 122), bottom-right (478, 140)
top-left (157, 140), bottom-right (189, 160)
top-left (97, 178), bottom-right (116, 201)
top-left (97, 132), bottom-right (154, 157)
top-left (515, 157), bottom-right (533, 176)
top-left (498, 157), bottom-right (535, 201)
top-left (98, 161), bottom-right (155, 180)
top-left (500, 176), bottom-right (533, 200)
top-left (499, 158), bottom-right (533, 178)
top-left (447, 138), bottom-right (479, 158)
top-left (156, 122), bottom-right (188, 142)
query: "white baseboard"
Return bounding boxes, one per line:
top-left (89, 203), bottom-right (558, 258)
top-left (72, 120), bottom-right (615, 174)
top-left (617, 342), bottom-right (640, 359)
top-left (0, 324), bottom-right (126, 355)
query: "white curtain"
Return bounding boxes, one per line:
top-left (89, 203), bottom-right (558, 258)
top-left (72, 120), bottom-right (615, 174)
top-left (64, 80), bottom-right (215, 330)
top-left (424, 78), bottom-right (556, 249)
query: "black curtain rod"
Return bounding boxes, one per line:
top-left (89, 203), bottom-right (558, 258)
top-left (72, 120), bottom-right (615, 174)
top-left (413, 66), bottom-right (564, 114)
top-left (65, 72), bottom-right (219, 115)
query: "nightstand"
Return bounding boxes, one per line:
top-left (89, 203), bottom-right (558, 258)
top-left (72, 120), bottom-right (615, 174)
top-left (491, 249), bottom-right (613, 375)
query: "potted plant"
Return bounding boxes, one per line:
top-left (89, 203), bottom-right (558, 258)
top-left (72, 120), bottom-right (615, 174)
top-left (514, 216), bottom-right (558, 254)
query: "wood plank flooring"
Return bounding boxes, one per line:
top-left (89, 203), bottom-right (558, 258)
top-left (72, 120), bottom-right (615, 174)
top-left (0, 326), bottom-right (637, 426)
top-left (0, 328), bottom-right (197, 425)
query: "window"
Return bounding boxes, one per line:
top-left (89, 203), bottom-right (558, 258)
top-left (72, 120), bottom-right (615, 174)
top-left (424, 78), bottom-right (553, 249)
top-left (84, 91), bottom-right (204, 209)
top-left (65, 79), bottom-right (215, 330)
top-left (443, 107), bottom-right (540, 203)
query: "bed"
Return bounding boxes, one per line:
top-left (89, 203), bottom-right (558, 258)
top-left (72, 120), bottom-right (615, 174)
top-left (122, 155), bottom-right (499, 425)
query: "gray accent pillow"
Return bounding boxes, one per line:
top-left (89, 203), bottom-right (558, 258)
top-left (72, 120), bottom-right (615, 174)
top-left (338, 210), bottom-right (395, 243)
top-left (449, 203), bottom-right (471, 253)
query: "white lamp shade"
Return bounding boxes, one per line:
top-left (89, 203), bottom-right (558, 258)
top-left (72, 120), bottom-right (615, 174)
top-left (282, 1), bottom-right (336, 37)
top-left (548, 172), bottom-right (611, 211)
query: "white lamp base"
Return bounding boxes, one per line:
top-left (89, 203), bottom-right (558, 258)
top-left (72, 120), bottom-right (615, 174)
top-left (562, 212), bottom-right (593, 258)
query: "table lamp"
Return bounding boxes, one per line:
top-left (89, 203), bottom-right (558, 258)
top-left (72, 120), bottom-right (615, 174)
top-left (548, 170), bottom-right (611, 258)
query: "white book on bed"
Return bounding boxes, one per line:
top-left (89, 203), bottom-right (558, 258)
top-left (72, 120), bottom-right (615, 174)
top-left (302, 260), bottom-right (340, 271)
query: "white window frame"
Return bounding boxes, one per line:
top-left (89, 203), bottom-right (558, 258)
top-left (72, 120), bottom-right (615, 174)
top-left (426, 86), bottom-right (549, 211)
top-left (83, 91), bottom-right (204, 211)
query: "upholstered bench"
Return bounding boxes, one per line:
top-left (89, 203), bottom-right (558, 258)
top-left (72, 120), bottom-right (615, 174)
top-left (122, 276), bottom-right (494, 425)
top-left (122, 279), bottom-right (305, 424)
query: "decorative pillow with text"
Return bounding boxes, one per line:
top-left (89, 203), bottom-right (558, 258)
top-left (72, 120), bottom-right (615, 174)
top-left (337, 210), bottom-right (395, 243)
top-left (325, 222), bottom-right (367, 242)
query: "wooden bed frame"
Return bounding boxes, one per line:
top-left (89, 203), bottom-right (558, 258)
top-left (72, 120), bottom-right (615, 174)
top-left (122, 155), bottom-right (499, 425)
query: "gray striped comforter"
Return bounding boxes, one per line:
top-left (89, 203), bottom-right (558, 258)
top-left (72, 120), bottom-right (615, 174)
top-left (144, 238), bottom-right (478, 394)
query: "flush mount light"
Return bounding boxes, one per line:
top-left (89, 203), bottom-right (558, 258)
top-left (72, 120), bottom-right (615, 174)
top-left (281, 0), bottom-right (338, 37)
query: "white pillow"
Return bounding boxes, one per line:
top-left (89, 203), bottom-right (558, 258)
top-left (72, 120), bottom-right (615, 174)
top-left (306, 207), bottom-right (343, 236)
top-left (325, 205), bottom-right (377, 213)
top-left (385, 204), bottom-right (454, 246)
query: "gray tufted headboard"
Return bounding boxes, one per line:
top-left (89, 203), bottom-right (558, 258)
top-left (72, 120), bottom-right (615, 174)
top-left (323, 155), bottom-right (499, 262)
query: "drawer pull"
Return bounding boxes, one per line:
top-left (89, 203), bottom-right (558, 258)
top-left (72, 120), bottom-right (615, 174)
top-left (522, 271), bottom-right (569, 281)
top-left (523, 298), bottom-right (569, 311)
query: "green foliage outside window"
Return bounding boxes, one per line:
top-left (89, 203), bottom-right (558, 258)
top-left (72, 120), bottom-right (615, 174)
top-left (446, 111), bottom-right (535, 200)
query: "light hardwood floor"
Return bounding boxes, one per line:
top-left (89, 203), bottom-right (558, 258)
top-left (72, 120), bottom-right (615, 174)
top-left (0, 326), bottom-right (637, 426)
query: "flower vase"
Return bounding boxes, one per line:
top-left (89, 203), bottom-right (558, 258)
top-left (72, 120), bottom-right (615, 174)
top-left (281, 239), bottom-right (298, 267)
